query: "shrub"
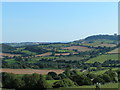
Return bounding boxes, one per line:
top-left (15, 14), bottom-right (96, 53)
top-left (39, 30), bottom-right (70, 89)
top-left (70, 75), bottom-right (92, 86)
top-left (53, 78), bottom-right (76, 88)
top-left (48, 72), bottom-right (57, 79)
top-left (46, 75), bottom-right (53, 80)
top-left (93, 77), bottom-right (105, 84)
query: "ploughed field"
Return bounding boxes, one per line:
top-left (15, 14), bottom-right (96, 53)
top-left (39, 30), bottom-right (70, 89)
top-left (0, 69), bottom-right (64, 75)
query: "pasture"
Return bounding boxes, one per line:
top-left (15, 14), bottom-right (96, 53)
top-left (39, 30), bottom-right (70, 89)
top-left (108, 48), bottom-right (119, 54)
top-left (62, 46), bottom-right (91, 52)
top-left (95, 43), bottom-right (116, 47)
top-left (85, 54), bottom-right (119, 63)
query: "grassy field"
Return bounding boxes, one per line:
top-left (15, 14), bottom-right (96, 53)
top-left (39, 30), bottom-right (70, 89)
top-left (85, 54), bottom-right (119, 63)
top-left (69, 83), bottom-right (118, 88)
top-left (62, 46), bottom-right (92, 52)
top-left (108, 48), bottom-right (119, 54)
top-left (91, 67), bottom-right (119, 75)
top-left (56, 56), bottom-right (84, 61)
top-left (4, 59), bottom-right (17, 64)
top-left (95, 44), bottom-right (116, 47)
top-left (47, 80), bottom-right (60, 86)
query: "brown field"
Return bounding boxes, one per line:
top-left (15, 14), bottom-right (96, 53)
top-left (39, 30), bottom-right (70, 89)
top-left (0, 53), bottom-right (21, 57)
top-left (62, 46), bottom-right (91, 52)
top-left (108, 48), bottom-right (119, 54)
top-left (55, 53), bottom-right (70, 56)
top-left (36, 52), bottom-right (52, 57)
top-left (0, 69), bottom-right (64, 75)
top-left (95, 44), bottom-right (116, 47)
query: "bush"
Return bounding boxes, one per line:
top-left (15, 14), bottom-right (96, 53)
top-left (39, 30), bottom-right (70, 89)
top-left (93, 77), bottom-right (105, 84)
top-left (36, 75), bottom-right (52, 89)
top-left (22, 73), bottom-right (40, 88)
top-left (2, 72), bottom-right (25, 89)
top-left (58, 73), bottom-right (67, 79)
top-left (70, 75), bottom-right (92, 86)
top-left (46, 75), bottom-right (53, 80)
top-left (86, 73), bottom-right (96, 79)
top-left (48, 72), bottom-right (57, 79)
top-left (53, 78), bottom-right (76, 88)
top-left (100, 74), bottom-right (111, 83)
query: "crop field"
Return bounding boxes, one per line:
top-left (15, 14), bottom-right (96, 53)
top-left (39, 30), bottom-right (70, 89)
top-left (56, 56), bottom-right (84, 61)
top-left (36, 52), bottom-right (52, 57)
top-left (55, 53), bottom-right (70, 56)
top-left (56, 50), bottom-right (74, 53)
top-left (81, 43), bottom-right (100, 46)
top-left (95, 43), bottom-right (116, 47)
top-left (85, 54), bottom-right (119, 63)
top-left (62, 46), bottom-right (91, 52)
top-left (108, 48), bottom-right (119, 54)
top-left (4, 59), bottom-right (17, 64)
top-left (0, 53), bottom-right (21, 57)
top-left (0, 69), bottom-right (64, 75)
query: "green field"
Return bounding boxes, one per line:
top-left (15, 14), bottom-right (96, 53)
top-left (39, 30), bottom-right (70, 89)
top-left (86, 54), bottom-right (119, 63)
top-left (69, 83), bottom-right (118, 88)
top-left (91, 68), bottom-right (120, 75)
top-left (4, 59), bottom-right (17, 64)
top-left (56, 56), bottom-right (84, 61)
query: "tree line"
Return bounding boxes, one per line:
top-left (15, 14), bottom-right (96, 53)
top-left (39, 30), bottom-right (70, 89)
top-left (1, 69), bottom-right (119, 89)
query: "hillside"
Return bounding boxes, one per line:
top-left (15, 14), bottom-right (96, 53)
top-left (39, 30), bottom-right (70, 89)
top-left (1, 34), bottom-right (120, 69)
top-left (73, 34), bottom-right (119, 45)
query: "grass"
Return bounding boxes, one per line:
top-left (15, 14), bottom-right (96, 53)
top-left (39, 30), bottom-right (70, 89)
top-left (108, 48), bottom-right (119, 54)
top-left (21, 50), bottom-right (36, 55)
top-left (91, 69), bottom-right (108, 75)
top-left (91, 67), bottom-right (119, 75)
top-left (68, 83), bottom-right (118, 88)
top-left (47, 80), bottom-right (60, 86)
top-left (95, 44), bottom-right (116, 47)
top-left (86, 54), bottom-right (119, 63)
top-left (56, 56), bottom-right (84, 61)
top-left (27, 56), bottom-right (59, 63)
top-left (4, 59), bottom-right (17, 64)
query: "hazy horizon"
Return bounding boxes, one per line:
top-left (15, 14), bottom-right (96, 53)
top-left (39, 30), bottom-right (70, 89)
top-left (2, 2), bottom-right (118, 43)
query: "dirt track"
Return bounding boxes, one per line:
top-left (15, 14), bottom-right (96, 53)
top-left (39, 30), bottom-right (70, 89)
top-left (0, 69), bottom-right (64, 75)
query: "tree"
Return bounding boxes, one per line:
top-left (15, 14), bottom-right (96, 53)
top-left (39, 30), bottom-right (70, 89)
top-left (2, 72), bottom-right (16, 88)
top-left (12, 78), bottom-right (25, 89)
top-left (36, 75), bottom-right (51, 89)
top-left (105, 69), bottom-right (118, 82)
top-left (46, 75), bottom-right (53, 80)
top-left (48, 72), bottom-right (57, 79)
top-left (22, 73), bottom-right (40, 88)
top-left (58, 73), bottom-right (67, 79)
top-left (93, 77), bottom-right (105, 84)
top-left (86, 73), bottom-right (96, 79)
top-left (53, 79), bottom-right (76, 88)
top-left (70, 74), bottom-right (92, 86)
top-left (2, 72), bottom-right (24, 89)
top-left (100, 74), bottom-right (111, 83)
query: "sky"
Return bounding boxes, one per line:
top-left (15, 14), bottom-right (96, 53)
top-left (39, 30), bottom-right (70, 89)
top-left (2, 2), bottom-right (118, 43)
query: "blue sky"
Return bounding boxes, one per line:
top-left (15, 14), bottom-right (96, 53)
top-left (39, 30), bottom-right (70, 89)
top-left (2, 2), bottom-right (118, 43)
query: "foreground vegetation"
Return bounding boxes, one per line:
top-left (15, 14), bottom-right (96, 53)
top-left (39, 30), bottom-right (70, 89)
top-left (1, 68), bottom-right (120, 89)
